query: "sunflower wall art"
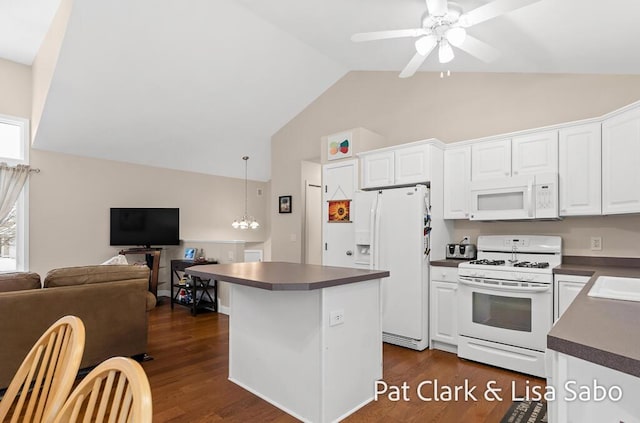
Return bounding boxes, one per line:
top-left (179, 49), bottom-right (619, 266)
top-left (328, 200), bottom-right (351, 223)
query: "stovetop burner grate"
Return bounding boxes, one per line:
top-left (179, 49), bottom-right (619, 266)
top-left (513, 261), bottom-right (550, 268)
top-left (468, 259), bottom-right (506, 266)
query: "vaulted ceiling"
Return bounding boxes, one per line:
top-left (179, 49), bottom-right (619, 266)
top-left (4, 0), bottom-right (640, 180)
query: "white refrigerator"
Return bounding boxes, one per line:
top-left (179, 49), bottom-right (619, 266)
top-left (354, 185), bottom-right (431, 351)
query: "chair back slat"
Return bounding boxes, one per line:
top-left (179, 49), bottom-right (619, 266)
top-left (0, 316), bottom-right (85, 423)
top-left (53, 357), bottom-right (152, 423)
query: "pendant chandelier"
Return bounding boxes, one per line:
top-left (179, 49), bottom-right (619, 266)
top-left (232, 156), bottom-right (259, 230)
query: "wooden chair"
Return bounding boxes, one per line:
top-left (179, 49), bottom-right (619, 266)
top-left (0, 315), bottom-right (85, 423)
top-left (52, 357), bottom-right (152, 423)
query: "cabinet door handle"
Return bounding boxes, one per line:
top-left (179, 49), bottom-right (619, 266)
top-left (346, 250), bottom-right (353, 256)
top-left (513, 170), bottom-right (519, 175)
top-left (504, 172), bottom-right (509, 176)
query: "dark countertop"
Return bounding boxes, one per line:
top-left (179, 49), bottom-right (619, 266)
top-left (430, 259), bottom-right (468, 268)
top-left (185, 261), bottom-right (390, 291)
top-left (548, 257), bottom-right (640, 377)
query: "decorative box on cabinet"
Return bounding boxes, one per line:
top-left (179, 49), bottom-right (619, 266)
top-left (430, 266), bottom-right (458, 353)
top-left (602, 106), bottom-right (640, 215)
top-left (559, 123), bottom-right (602, 216)
top-left (443, 146), bottom-right (470, 219)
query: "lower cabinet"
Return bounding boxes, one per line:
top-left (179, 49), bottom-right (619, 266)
top-left (554, 274), bottom-right (590, 322)
top-left (548, 350), bottom-right (640, 422)
top-left (430, 266), bottom-right (458, 353)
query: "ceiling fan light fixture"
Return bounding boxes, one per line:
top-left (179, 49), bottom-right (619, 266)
top-left (445, 26), bottom-right (466, 47)
top-left (415, 34), bottom-right (437, 56)
top-left (438, 39), bottom-right (455, 63)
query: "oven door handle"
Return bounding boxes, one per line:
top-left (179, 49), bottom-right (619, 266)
top-left (458, 278), bottom-right (551, 293)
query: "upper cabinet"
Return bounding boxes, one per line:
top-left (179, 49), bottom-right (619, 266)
top-left (361, 151), bottom-right (394, 189)
top-left (511, 130), bottom-right (558, 176)
top-left (471, 139), bottom-right (511, 180)
top-left (602, 106), bottom-right (640, 215)
top-left (471, 132), bottom-right (558, 181)
top-left (361, 144), bottom-right (432, 189)
top-left (559, 123), bottom-right (602, 216)
top-left (443, 146), bottom-right (471, 219)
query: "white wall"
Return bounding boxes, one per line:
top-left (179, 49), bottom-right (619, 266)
top-left (29, 149), bottom-right (270, 278)
top-left (271, 71), bottom-right (640, 260)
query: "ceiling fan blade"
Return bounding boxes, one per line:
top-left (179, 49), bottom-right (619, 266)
top-left (351, 29), bottom-right (423, 42)
top-left (457, 35), bottom-right (501, 63)
top-left (425, 0), bottom-right (448, 16)
top-left (460, 0), bottom-right (542, 27)
top-left (399, 51), bottom-right (430, 79)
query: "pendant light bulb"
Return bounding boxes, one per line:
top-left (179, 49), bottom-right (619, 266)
top-left (438, 39), bottom-right (454, 64)
top-left (232, 156), bottom-right (259, 230)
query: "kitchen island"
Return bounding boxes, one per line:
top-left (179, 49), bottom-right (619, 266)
top-left (186, 261), bottom-right (390, 423)
top-left (547, 257), bottom-right (640, 423)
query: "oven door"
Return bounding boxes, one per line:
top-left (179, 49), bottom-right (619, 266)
top-left (458, 276), bottom-right (552, 351)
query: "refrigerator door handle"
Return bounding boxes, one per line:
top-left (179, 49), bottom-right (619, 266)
top-left (374, 193), bottom-right (382, 270)
top-left (369, 194), bottom-right (378, 270)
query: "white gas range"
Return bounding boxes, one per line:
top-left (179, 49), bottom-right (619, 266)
top-left (457, 235), bottom-right (561, 378)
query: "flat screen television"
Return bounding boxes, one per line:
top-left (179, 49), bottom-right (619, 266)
top-left (110, 208), bottom-right (180, 248)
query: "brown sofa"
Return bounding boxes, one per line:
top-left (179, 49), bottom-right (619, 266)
top-left (0, 265), bottom-right (150, 389)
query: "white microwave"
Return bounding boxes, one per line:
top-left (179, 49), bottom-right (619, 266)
top-left (469, 173), bottom-right (559, 220)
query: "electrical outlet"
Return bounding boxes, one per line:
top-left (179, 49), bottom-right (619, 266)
top-left (329, 310), bottom-right (344, 327)
top-left (462, 235), bottom-right (470, 244)
top-left (590, 236), bottom-right (602, 251)
top-left (256, 188), bottom-right (263, 196)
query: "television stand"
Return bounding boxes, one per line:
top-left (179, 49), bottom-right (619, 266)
top-left (119, 248), bottom-right (161, 298)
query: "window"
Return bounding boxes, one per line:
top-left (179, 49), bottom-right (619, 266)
top-left (0, 114), bottom-right (29, 272)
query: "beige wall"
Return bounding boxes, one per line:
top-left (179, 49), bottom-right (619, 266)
top-left (29, 149), bottom-right (270, 280)
top-left (0, 59), bottom-right (32, 118)
top-left (271, 71), bottom-right (640, 260)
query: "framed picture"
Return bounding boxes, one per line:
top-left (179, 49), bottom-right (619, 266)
top-left (184, 248), bottom-right (196, 260)
top-left (328, 199), bottom-right (351, 222)
top-left (327, 132), bottom-right (352, 161)
top-left (279, 195), bottom-right (292, 213)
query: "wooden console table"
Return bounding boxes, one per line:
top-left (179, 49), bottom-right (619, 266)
top-left (119, 248), bottom-right (161, 298)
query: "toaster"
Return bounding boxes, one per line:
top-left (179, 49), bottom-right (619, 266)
top-left (446, 243), bottom-right (477, 260)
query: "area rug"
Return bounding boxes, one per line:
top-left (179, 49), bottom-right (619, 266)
top-left (500, 400), bottom-right (547, 423)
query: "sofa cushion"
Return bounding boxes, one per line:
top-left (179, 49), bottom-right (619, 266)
top-left (0, 272), bottom-right (41, 292)
top-left (43, 265), bottom-right (149, 288)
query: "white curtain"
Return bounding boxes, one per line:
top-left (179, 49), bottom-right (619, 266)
top-left (0, 163), bottom-right (31, 224)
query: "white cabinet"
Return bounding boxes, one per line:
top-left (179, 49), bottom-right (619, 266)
top-left (471, 132), bottom-right (558, 181)
top-left (512, 130), bottom-right (558, 176)
top-left (394, 145), bottom-right (431, 185)
top-left (443, 146), bottom-right (471, 219)
top-left (554, 274), bottom-right (590, 322)
top-left (471, 139), bottom-right (511, 180)
top-left (430, 266), bottom-right (458, 353)
top-left (548, 350), bottom-right (640, 423)
top-left (361, 151), bottom-right (394, 189)
top-left (602, 106), bottom-right (640, 215)
top-left (559, 123), bottom-right (602, 216)
top-left (361, 144), bottom-right (432, 189)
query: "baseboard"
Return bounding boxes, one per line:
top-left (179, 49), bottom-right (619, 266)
top-left (431, 340), bottom-right (458, 354)
top-left (218, 304), bottom-right (230, 315)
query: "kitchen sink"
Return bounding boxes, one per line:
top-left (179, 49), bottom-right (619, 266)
top-left (588, 276), bottom-right (640, 302)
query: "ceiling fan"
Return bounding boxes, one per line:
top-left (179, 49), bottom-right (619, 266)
top-left (351, 0), bottom-right (542, 78)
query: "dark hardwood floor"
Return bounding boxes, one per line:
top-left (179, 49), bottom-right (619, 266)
top-left (144, 300), bottom-right (545, 422)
